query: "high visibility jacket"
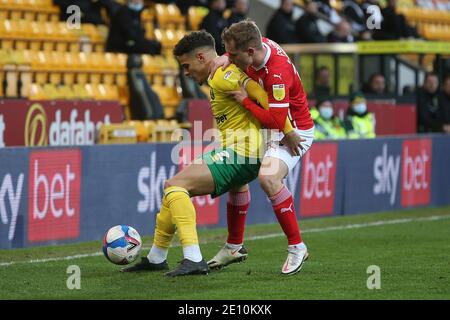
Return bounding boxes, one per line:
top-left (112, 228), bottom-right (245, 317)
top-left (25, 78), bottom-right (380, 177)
top-left (314, 115), bottom-right (347, 140)
top-left (346, 112), bottom-right (376, 139)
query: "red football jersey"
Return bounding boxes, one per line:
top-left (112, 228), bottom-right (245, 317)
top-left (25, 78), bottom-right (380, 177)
top-left (245, 37), bottom-right (313, 130)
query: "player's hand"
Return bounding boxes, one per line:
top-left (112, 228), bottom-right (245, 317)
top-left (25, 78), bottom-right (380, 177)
top-left (280, 131), bottom-right (305, 156)
top-left (228, 83), bottom-right (248, 104)
top-left (209, 55), bottom-right (231, 77)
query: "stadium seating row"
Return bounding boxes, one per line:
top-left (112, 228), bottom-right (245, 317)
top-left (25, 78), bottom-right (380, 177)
top-left (28, 82), bottom-right (120, 101)
top-left (419, 24), bottom-right (450, 41)
top-left (0, 20), bottom-right (189, 55)
top-left (99, 119), bottom-right (190, 144)
top-left (0, 48), bottom-right (181, 115)
top-left (398, 6), bottom-right (450, 25)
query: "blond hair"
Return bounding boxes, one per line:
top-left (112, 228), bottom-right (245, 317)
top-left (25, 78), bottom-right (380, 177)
top-left (221, 20), bottom-right (263, 51)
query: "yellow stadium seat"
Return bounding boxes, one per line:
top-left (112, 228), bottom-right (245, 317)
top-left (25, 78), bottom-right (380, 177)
top-left (153, 28), bottom-right (186, 56)
top-left (141, 8), bottom-right (155, 23)
top-left (141, 54), bottom-right (163, 76)
top-left (152, 83), bottom-right (181, 110)
top-left (188, 6), bottom-right (208, 31)
top-left (73, 83), bottom-right (93, 100)
top-left (153, 119), bottom-right (181, 142)
top-left (155, 4), bottom-right (185, 29)
top-left (42, 83), bottom-right (59, 100)
top-left (58, 84), bottom-right (75, 100)
top-left (29, 83), bottom-right (45, 100)
top-left (98, 122), bottom-right (140, 144)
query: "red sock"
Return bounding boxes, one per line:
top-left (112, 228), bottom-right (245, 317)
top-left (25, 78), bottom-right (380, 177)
top-left (226, 190), bottom-right (250, 245)
top-left (270, 185), bottom-right (302, 245)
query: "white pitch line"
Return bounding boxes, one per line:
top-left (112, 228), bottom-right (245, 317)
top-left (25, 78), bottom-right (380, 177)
top-left (1, 214), bottom-right (449, 267)
top-left (245, 214), bottom-right (450, 241)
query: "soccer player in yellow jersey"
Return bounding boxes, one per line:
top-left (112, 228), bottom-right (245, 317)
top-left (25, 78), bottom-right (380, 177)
top-left (122, 31), bottom-right (295, 276)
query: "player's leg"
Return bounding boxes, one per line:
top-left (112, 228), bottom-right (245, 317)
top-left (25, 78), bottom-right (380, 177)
top-left (163, 160), bottom-right (215, 276)
top-left (121, 201), bottom-right (174, 272)
top-left (123, 159), bottom-right (214, 275)
top-left (260, 140), bottom-right (311, 275)
top-left (207, 184), bottom-right (250, 269)
top-left (226, 184), bottom-right (250, 248)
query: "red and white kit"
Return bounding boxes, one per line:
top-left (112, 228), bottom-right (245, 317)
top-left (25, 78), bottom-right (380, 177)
top-left (242, 37), bottom-right (315, 170)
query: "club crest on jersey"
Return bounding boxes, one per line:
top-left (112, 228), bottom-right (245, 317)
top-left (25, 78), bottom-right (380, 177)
top-left (224, 70), bottom-right (233, 80)
top-left (272, 84), bottom-right (285, 101)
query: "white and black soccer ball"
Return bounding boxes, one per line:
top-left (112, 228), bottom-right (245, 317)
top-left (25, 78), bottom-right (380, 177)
top-left (102, 225), bottom-right (142, 265)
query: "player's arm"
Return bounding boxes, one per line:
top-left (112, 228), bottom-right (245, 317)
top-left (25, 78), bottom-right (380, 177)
top-left (243, 78), bottom-right (294, 134)
top-left (236, 75), bottom-right (291, 131)
top-left (232, 78), bottom-right (305, 156)
top-left (229, 80), bottom-right (289, 131)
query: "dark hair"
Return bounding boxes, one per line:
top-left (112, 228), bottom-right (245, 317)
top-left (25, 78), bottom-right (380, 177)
top-left (424, 71), bottom-right (438, 81)
top-left (173, 31), bottom-right (215, 57)
top-left (315, 66), bottom-right (329, 78)
top-left (369, 73), bottom-right (384, 83)
top-left (443, 73), bottom-right (450, 83)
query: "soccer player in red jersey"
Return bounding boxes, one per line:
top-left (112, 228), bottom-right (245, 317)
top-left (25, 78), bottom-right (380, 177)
top-left (207, 20), bottom-right (314, 275)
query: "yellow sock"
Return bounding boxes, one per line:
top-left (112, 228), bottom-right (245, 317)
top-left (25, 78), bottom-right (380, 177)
top-left (164, 186), bottom-right (199, 246)
top-left (153, 198), bottom-right (175, 249)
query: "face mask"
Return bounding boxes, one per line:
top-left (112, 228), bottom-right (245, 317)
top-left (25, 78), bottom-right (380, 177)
top-left (128, 3), bottom-right (144, 11)
top-left (319, 106), bottom-right (333, 120)
top-left (353, 103), bottom-right (367, 114)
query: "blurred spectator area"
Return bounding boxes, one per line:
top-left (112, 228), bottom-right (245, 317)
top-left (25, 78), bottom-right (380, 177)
top-left (288, 0), bottom-right (450, 42)
top-left (282, 40), bottom-right (450, 98)
top-left (0, 0), bottom-right (212, 121)
top-left (309, 97), bottom-right (418, 135)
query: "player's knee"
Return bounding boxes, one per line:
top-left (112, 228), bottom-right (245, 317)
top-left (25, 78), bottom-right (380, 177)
top-left (164, 178), bottom-right (190, 192)
top-left (258, 174), bottom-right (278, 194)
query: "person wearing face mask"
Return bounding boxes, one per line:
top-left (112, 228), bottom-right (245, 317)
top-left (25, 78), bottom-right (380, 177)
top-left (344, 92), bottom-right (376, 138)
top-left (313, 98), bottom-right (347, 140)
top-left (106, 0), bottom-right (162, 55)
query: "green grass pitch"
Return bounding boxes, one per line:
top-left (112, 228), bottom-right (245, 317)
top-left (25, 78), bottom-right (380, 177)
top-left (1, 206), bottom-right (449, 300)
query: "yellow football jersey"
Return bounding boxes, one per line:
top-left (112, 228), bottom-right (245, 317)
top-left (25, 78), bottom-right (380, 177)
top-left (207, 64), bottom-right (264, 159)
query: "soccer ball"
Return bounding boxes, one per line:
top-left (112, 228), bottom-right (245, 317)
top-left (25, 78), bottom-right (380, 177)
top-left (102, 225), bottom-right (142, 265)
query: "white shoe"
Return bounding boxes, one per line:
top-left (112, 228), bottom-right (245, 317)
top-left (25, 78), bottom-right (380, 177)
top-left (207, 245), bottom-right (248, 269)
top-left (281, 244), bottom-right (309, 275)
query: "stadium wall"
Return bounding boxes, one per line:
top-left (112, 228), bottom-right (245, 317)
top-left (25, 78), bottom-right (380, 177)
top-left (0, 135), bottom-right (449, 249)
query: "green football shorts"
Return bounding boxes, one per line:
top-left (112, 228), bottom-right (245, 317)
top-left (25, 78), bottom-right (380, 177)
top-left (201, 148), bottom-right (261, 198)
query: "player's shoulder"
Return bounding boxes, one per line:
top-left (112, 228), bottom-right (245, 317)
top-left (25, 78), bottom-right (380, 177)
top-left (213, 64), bottom-right (244, 79)
top-left (210, 64), bottom-right (246, 90)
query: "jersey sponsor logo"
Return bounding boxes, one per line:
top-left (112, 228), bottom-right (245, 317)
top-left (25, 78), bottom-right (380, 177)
top-left (215, 114), bottom-right (227, 125)
top-left (272, 84), bottom-right (286, 101)
top-left (224, 70), bottom-right (233, 80)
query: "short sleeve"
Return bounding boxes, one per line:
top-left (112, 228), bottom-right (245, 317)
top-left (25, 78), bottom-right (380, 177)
top-left (265, 66), bottom-right (292, 108)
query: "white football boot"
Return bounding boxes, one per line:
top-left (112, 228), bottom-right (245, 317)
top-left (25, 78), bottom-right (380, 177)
top-left (281, 243), bottom-right (309, 275)
top-left (207, 245), bottom-right (248, 269)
